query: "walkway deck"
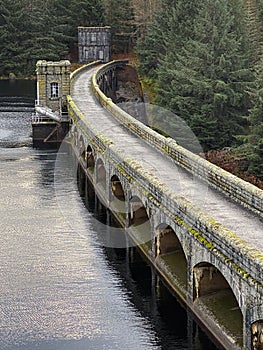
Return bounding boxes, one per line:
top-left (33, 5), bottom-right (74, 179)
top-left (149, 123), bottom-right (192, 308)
top-left (71, 66), bottom-right (263, 253)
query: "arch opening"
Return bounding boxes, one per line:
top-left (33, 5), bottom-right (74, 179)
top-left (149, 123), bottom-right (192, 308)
top-left (155, 224), bottom-right (187, 289)
top-left (155, 224), bottom-right (182, 256)
top-left (87, 145), bottom-right (95, 172)
top-left (96, 159), bottom-right (106, 189)
top-left (129, 196), bottom-right (148, 226)
top-left (128, 196), bottom-right (151, 247)
top-left (252, 320), bottom-right (263, 350)
top-left (193, 262), bottom-right (243, 346)
top-left (193, 263), bottom-right (230, 299)
top-left (111, 175), bottom-right (125, 201)
top-left (110, 175), bottom-right (126, 224)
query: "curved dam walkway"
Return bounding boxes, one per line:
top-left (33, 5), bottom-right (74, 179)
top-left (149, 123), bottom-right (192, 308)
top-left (71, 65), bottom-right (262, 253)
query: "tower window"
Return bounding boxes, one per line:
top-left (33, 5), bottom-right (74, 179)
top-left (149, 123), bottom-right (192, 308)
top-left (50, 82), bottom-right (59, 98)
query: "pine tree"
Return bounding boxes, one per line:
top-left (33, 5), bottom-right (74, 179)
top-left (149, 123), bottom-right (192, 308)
top-left (136, 0), bottom-right (178, 78)
top-left (245, 63), bottom-right (263, 179)
top-left (0, 0), bottom-right (26, 75)
top-left (0, 0), bottom-right (67, 75)
top-left (23, 1), bottom-right (69, 75)
top-left (156, 0), bottom-right (253, 152)
top-left (71, 0), bottom-right (104, 26)
top-left (0, 0), bottom-right (105, 76)
top-left (50, 0), bottom-right (105, 60)
top-left (241, 0), bottom-right (263, 179)
top-left (104, 0), bottom-right (136, 53)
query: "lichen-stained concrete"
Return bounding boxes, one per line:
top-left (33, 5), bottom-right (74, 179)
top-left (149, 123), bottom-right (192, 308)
top-left (71, 65), bottom-right (262, 253)
top-left (68, 62), bottom-right (263, 350)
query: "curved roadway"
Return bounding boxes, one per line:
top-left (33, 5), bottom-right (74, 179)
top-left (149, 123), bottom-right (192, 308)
top-left (71, 65), bottom-right (263, 253)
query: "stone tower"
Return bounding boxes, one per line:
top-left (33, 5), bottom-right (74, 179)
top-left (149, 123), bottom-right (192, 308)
top-left (78, 27), bottom-right (111, 63)
top-left (36, 60), bottom-right (71, 113)
top-left (32, 60), bottom-right (71, 149)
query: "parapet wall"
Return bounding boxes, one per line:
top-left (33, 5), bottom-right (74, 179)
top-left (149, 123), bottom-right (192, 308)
top-left (91, 60), bottom-right (263, 219)
top-left (70, 61), bottom-right (100, 82)
top-left (67, 89), bottom-right (263, 287)
top-left (68, 62), bottom-right (263, 350)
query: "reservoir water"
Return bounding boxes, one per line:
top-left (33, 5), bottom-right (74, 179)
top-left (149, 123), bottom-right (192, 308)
top-left (0, 80), bottom-right (219, 350)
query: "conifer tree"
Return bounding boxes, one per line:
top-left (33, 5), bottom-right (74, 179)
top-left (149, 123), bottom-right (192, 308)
top-left (136, 0), bottom-right (178, 78)
top-left (0, 0), bottom-right (67, 75)
top-left (71, 0), bottom-right (104, 26)
top-left (156, 0), bottom-right (252, 152)
top-left (104, 0), bottom-right (136, 53)
top-left (241, 0), bottom-right (263, 179)
top-left (0, 0), bottom-right (27, 75)
top-left (51, 0), bottom-right (105, 60)
top-left (0, 0), bottom-right (105, 76)
top-left (22, 1), bottom-right (69, 74)
top-left (245, 64), bottom-right (263, 179)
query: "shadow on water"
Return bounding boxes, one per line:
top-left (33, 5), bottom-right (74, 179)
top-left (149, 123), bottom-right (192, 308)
top-left (0, 80), bottom-right (36, 112)
top-left (77, 172), bottom-right (221, 350)
top-left (0, 80), bottom-right (36, 148)
top-left (0, 79), bottom-right (36, 97)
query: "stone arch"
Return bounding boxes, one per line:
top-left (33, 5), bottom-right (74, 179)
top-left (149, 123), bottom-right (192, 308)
top-left (193, 262), bottom-right (231, 298)
top-left (95, 158), bottom-right (106, 189)
top-left (251, 320), bottom-right (263, 350)
top-left (86, 145), bottom-right (95, 171)
top-left (110, 174), bottom-right (125, 202)
top-left (110, 174), bottom-right (126, 225)
top-left (155, 223), bottom-right (183, 256)
top-left (155, 223), bottom-right (188, 289)
top-left (193, 262), bottom-right (243, 346)
top-left (129, 195), bottom-right (149, 226)
top-left (192, 255), bottom-right (245, 309)
top-left (128, 195), bottom-right (151, 246)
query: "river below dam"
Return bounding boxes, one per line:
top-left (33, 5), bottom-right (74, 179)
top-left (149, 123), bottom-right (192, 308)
top-left (0, 80), bottom-right (219, 350)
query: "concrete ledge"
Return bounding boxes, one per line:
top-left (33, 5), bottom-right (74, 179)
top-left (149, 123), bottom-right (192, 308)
top-left (91, 61), bottom-right (263, 218)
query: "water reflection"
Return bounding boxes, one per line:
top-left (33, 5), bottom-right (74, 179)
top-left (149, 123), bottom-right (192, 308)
top-left (0, 146), bottom-right (161, 350)
top-left (78, 173), bottom-right (220, 350)
top-left (0, 80), bottom-right (220, 350)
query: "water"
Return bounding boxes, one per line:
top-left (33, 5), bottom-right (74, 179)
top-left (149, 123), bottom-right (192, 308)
top-left (0, 80), bottom-right (35, 112)
top-left (0, 80), bottom-right (219, 350)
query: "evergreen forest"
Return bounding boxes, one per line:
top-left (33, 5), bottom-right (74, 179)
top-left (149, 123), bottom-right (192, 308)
top-left (137, 0), bottom-right (263, 182)
top-left (0, 0), bottom-right (262, 182)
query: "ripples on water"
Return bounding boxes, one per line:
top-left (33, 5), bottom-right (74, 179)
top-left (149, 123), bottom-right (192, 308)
top-left (0, 86), bottom-right (219, 350)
